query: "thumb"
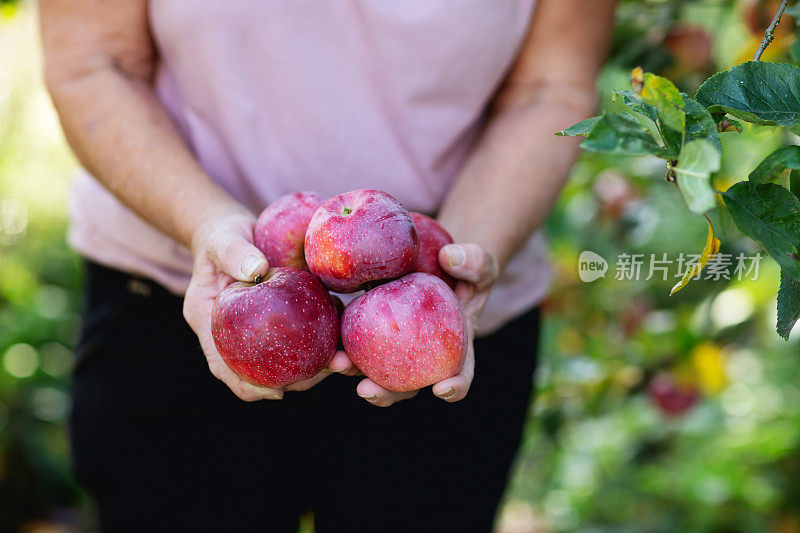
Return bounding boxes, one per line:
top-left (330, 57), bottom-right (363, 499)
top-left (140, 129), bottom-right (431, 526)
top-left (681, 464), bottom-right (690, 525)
top-left (212, 235), bottom-right (270, 282)
top-left (439, 243), bottom-right (498, 286)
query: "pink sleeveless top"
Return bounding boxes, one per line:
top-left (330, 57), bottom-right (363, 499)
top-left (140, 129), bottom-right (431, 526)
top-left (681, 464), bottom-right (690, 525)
top-left (69, 0), bottom-right (551, 334)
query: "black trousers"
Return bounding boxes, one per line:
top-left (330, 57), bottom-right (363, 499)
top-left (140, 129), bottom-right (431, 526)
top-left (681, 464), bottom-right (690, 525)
top-left (70, 262), bottom-right (540, 533)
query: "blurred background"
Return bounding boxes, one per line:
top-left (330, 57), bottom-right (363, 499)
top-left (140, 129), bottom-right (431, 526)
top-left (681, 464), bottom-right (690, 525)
top-left (1, 0), bottom-right (800, 531)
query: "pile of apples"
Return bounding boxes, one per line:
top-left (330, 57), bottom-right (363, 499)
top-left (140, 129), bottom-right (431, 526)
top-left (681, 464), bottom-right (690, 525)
top-left (211, 189), bottom-right (468, 393)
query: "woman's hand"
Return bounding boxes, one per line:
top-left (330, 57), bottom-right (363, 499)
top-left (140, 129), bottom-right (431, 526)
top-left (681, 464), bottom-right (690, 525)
top-left (354, 243), bottom-right (499, 407)
top-left (183, 210), bottom-right (355, 401)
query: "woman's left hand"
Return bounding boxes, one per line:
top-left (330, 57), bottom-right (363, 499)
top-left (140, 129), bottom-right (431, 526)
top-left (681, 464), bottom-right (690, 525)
top-left (354, 243), bottom-right (499, 407)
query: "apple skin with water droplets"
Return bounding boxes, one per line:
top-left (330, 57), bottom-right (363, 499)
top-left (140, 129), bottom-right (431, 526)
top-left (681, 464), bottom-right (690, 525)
top-left (304, 189), bottom-right (419, 293)
top-left (408, 212), bottom-right (457, 290)
top-left (341, 272), bottom-right (468, 392)
top-left (254, 191), bottom-right (327, 271)
top-left (211, 267), bottom-right (339, 388)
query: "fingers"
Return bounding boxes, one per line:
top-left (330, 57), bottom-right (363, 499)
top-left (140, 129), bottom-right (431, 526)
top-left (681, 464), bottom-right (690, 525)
top-left (329, 349), bottom-right (362, 375)
top-left (439, 243), bottom-right (499, 288)
top-left (356, 379), bottom-right (418, 407)
top-left (436, 243), bottom-right (489, 403)
top-left (192, 213), bottom-right (269, 283)
top-left (275, 349), bottom-right (362, 392)
top-left (214, 237), bottom-right (270, 283)
top-left (184, 278), bottom-right (282, 401)
top-left (432, 335), bottom-right (475, 403)
top-left (208, 356), bottom-right (284, 401)
top-left (285, 369), bottom-right (332, 392)
top-left (453, 281), bottom-right (491, 328)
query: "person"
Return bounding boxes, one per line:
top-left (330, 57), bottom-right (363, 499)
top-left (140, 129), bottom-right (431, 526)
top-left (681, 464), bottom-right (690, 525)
top-left (40, 0), bottom-right (615, 531)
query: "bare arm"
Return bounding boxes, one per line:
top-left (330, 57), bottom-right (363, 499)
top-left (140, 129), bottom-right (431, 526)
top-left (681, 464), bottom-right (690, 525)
top-left (40, 0), bottom-right (244, 249)
top-left (364, 0), bottom-right (617, 406)
top-left (438, 0), bottom-right (617, 269)
top-left (40, 0), bottom-right (357, 400)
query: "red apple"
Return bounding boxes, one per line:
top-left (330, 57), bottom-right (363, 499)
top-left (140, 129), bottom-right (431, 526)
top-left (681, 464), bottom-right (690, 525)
top-left (647, 372), bottom-right (700, 418)
top-left (254, 191), bottom-right (326, 271)
top-left (305, 189), bottom-right (418, 293)
top-left (408, 212), bottom-right (457, 290)
top-left (211, 267), bottom-right (339, 388)
top-left (341, 272), bottom-right (468, 392)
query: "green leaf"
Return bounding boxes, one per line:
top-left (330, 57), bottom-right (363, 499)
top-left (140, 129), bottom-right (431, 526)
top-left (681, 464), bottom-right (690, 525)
top-left (748, 146), bottom-right (800, 186)
top-left (580, 113), bottom-right (670, 157)
top-left (695, 62), bottom-right (800, 135)
top-left (615, 90), bottom-right (674, 155)
top-left (662, 96), bottom-right (722, 155)
top-left (721, 181), bottom-right (800, 281)
top-left (556, 116), bottom-right (602, 137)
top-left (674, 140), bottom-right (721, 214)
top-left (615, 90), bottom-right (659, 123)
top-left (778, 269), bottom-right (800, 340)
top-left (685, 97), bottom-right (722, 151)
top-left (640, 73), bottom-right (685, 132)
top-left (791, 169), bottom-right (800, 199)
top-left (617, 92), bottom-right (717, 158)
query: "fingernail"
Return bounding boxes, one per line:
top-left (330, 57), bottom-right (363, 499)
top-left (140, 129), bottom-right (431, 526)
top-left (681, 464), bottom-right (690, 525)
top-left (265, 391), bottom-right (283, 400)
top-left (438, 388), bottom-right (455, 399)
top-left (241, 254), bottom-right (264, 279)
top-left (358, 393), bottom-right (377, 402)
top-left (444, 246), bottom-right (465, 267)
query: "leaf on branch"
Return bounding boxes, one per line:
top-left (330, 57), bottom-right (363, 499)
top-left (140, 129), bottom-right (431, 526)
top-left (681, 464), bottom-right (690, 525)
top-left (674, 140), bottom-right (721, 214)
top-left (791, 169), bottom-right (800, 199)
top-left (635, 70), bottom-right (686, 132)
top-left (619, 92), bottom-right (719, 157)
top-left (580, 113), bottom-right (671, 157)
top-left (670, 217), bottom-right (721, 296)
top-left (662, 96), bottom-right (722, 156)
top-left (615, 90), bottom-right (659, 123)
top-left (722, 181), bottom-right (800, 281)
top-left (777, 269), bottom-right (800, 340)
top-left (695, 61), bottom-right (800, 135)
top-left (748, 145), bottom-right (800, 186)
top-left (555, 116), bottom-right (602, 137)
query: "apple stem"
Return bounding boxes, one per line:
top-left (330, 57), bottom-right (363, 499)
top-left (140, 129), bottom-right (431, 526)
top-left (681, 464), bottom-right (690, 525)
top-left (342, 207), bottom-right (353, 216)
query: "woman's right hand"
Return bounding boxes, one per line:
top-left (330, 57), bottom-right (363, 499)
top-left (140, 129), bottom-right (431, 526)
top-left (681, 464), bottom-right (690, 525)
top-left (183, 209), bottom-right (356, 401)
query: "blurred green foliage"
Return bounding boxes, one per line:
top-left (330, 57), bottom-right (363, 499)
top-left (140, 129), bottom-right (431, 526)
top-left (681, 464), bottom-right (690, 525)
top-left (0, 6), bottom-right (84, 531)
top-left (499, 1), bottom-right (800, 532)
top-left (2, 1), bottom-right (800, 532)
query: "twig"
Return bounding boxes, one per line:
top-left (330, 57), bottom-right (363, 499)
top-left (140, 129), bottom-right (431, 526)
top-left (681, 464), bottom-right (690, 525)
top-left (753, 0), bottom-right (792, 61)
